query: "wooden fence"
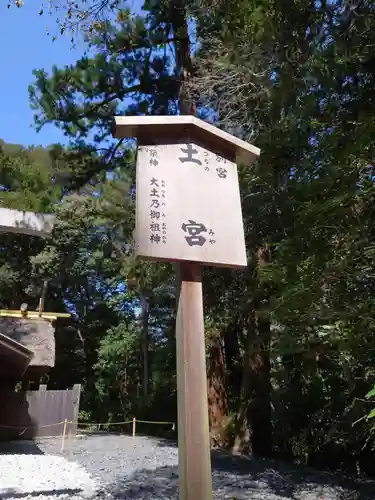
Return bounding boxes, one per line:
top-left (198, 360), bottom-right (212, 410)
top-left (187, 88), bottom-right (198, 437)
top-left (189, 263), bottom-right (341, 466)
top-left (0, 384), bottom-right (81, 440)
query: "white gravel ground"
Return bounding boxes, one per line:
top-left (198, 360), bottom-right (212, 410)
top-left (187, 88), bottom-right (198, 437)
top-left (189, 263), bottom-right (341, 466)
top-left (0, 434), bottom-right (375, 500)
top-left (0, 454), bottom-right (98, 500)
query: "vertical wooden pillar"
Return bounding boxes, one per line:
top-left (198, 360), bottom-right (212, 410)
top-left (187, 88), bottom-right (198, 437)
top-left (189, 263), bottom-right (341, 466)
top-left (70, 384), bottom-right (81, 436)
top-left (176, 263), bottom-right (212, 500)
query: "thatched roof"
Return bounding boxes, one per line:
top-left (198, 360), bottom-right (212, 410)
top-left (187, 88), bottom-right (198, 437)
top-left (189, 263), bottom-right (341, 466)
top-left (0, 332), bottom-right (33, 378)
top-left (0, 318), bottom-right (55, 369)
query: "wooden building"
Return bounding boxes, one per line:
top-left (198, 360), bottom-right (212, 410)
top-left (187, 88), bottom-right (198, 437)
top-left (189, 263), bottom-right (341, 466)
top-left (0, 208), bottom-right (75, 440)
top-left (0, 318), bottom-right (56, 386)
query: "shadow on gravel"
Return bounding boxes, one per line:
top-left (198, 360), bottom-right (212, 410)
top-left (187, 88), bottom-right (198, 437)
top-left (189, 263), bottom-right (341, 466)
top-left (0, 440), bottom-right (44, 455)
top-left (0, 488), bottom-right (82, 499)
top-left (108, 451), bottom-right (375, 500)
top-left (153, 438), bottom-right (177, 448)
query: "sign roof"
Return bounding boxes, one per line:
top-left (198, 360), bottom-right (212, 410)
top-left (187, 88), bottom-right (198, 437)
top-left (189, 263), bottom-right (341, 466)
top-left (112, 115), bottom-right (260, 165)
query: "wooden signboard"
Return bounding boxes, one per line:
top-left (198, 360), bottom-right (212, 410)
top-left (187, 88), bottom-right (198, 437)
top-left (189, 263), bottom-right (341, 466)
top-left (113, 115), bottom-right (260, 500)
top-left (135, 142), bottom-right (246, 267)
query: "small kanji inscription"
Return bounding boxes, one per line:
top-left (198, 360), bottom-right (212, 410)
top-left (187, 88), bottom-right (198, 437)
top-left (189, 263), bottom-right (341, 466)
top-left (150, 211), bottom-right (160, 220)
top-left (216, 167), bottom-right (228, 179)
top-left (150, 199), bottom-right (160, 209)
top-left (150, 233), bottom-right (161, 244)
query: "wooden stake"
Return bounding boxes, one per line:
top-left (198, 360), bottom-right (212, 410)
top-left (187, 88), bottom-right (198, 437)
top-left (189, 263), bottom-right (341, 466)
top-left (176, 263), bottom-right (212, 500)
top-left (132, 417), bottom-right (136, 437)
top-left (38, 280), bottom-right (48, 316)
top-left (60, 418), bottom-right (68, 452)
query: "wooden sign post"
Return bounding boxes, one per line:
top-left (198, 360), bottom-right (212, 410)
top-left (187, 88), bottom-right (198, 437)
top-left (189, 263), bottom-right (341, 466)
top-left (112, 115), bottom-right (260, 500)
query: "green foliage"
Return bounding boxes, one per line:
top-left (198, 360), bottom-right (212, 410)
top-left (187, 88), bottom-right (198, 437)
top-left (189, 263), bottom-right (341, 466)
top-left (0, 143), bottom-right (62, 310)
top-left (192, 0), bottom-right (375, 470)
top-left (5, 0), bottom-right (375, 477)
top-left (95, 322), bottom-right (140, 420)
top-left (359, 385), bottom-right (375, 447)
top-left (0, 141), bottom-right (61, 211)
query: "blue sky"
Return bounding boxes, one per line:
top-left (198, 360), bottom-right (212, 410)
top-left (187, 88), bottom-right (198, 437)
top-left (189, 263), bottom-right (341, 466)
top-left (0, 2), bottom-right (86, 147)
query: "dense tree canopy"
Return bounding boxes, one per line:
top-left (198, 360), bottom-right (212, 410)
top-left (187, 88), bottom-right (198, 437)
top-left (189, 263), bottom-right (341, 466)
top-left (3, 0), bottom-right (375, 476)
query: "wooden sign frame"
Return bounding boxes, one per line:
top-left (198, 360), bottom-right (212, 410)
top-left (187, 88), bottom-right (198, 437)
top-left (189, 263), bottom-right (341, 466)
top-left (112, 115), bottom-right (260, 500)
top-left (134, 138), bottom-right (247, 268)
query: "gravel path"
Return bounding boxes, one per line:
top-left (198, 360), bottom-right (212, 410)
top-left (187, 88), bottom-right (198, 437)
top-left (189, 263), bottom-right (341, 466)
top-left (1, 434), bottom-right (375, 499)
top-left (0, 454), bottom-right (98, 500)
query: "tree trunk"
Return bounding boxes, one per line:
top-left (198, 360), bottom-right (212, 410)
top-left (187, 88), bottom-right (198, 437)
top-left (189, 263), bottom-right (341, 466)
top-left (249, 315), bottom-right (272, 456)
top-left (172, 2), bottom-right (195, 115)
top-left (223, 324), bottom-right (242, 398)
top-left (207, 330), bottom-right (229, 447)
top-left (232, 310), bottom-right (256, 455)
top-left (249, 245), bottom-right (272, 457)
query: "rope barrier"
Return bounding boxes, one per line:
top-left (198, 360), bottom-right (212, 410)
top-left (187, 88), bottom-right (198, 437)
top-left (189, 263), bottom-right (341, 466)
top-left (0, 418), bottom-right (175, 429)
top-left (135, 419), bottom-right (175, 425)
top-left (0, 421), bottom-right (72, 429)
top-left (0, 417), bottom-right (175, 442)
top-left (0, 416), bottom-right (176, 452)
top-left (77, 420), bottom-right (133, 426)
